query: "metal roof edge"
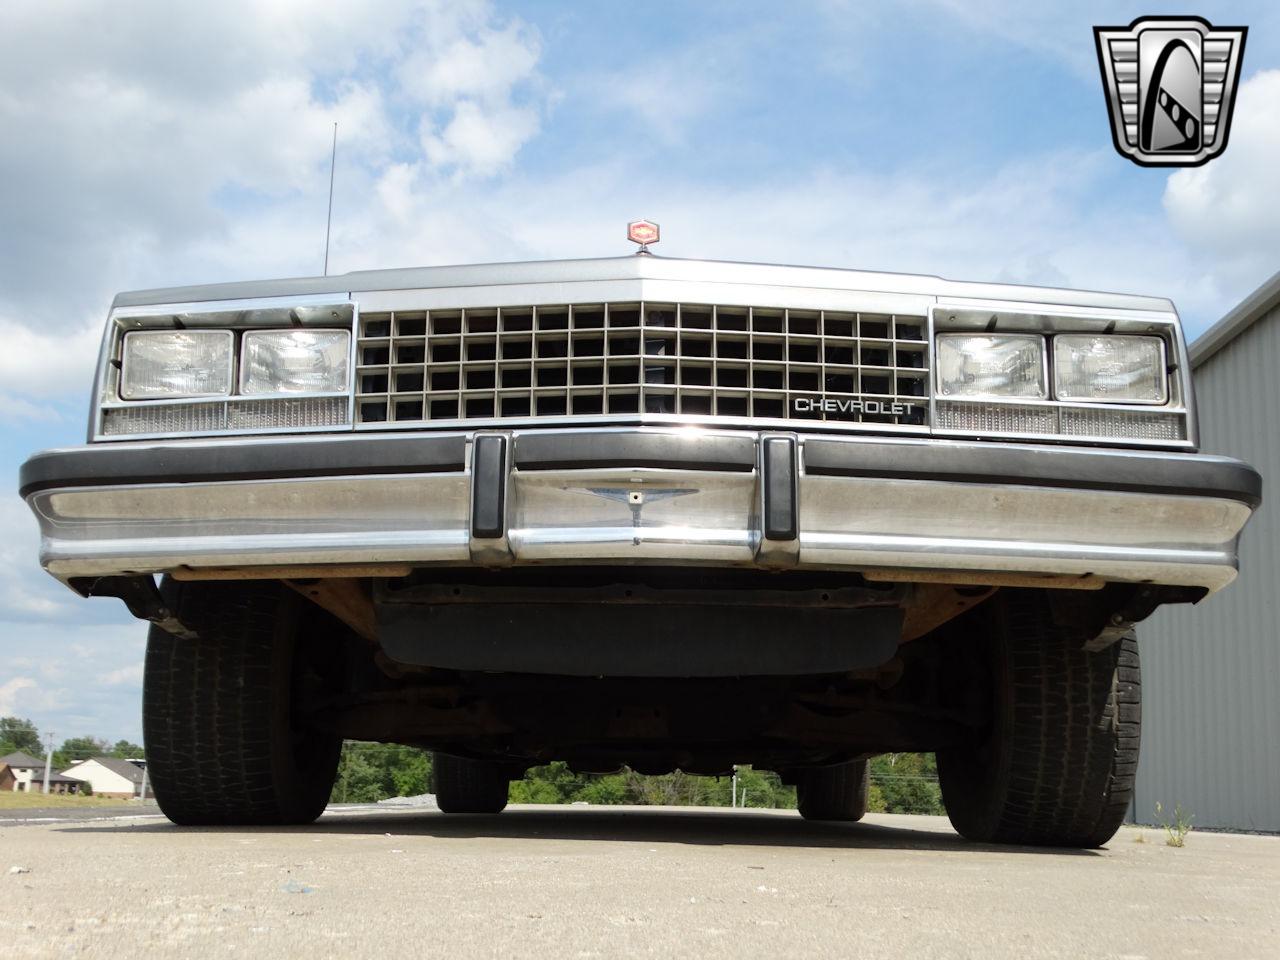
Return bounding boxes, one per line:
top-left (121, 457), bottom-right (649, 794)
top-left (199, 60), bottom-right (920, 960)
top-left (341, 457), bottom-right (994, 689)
top-left (1190, 269), bottom-right (1280, 368)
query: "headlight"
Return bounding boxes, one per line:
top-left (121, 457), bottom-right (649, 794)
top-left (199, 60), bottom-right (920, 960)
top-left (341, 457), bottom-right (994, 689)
top-left (1054, 335), bottom-right (1167, 404)
top-left (936, 334), bottom-right (1046, 399)
top-left (120, 330), bottom-right (234, 400)
top-left (240, 330), bottom-right (350, 395)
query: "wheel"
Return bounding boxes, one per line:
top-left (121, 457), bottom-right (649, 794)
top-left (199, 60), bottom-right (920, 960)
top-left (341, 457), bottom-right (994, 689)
top-left (143, 579), bottom-right (343, 826)
top-left (796, 760), bottom-right (869, 822)
top-left (433, 753), bottom-right (511, 814)
top-left (937, 590), bottom-right (1140, 848)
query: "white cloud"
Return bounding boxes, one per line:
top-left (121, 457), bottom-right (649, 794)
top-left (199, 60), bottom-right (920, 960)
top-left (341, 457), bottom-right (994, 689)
top-left (0, 0), bottom-right (549, 354)
top-left (1163, 69), bottom-right (1280, 294)
top-left (0, 318), bottom-right (102, 400)
top-left (589, 31), bottom-right (742, 145)
top-left (1, 618), bottom-right (147, 740)
top-left (101, 663), bottom-right (145, 688)
top-left (0, 677), bottom-right (37, 715)
top-left (422, 99), bottom-right (542, 176)
top-left (398, 20), bottom-right (542, 108)
top-left (0, 499), bottom-right (70, 621)
top-left (907, 1), bottom-right (1103, 77)
top-left (0, 396), bottom-right (65, 426)
top-left (0, 492), bottom-right (152, 661)
top-left (310, 146), bottom-right (1206, 320)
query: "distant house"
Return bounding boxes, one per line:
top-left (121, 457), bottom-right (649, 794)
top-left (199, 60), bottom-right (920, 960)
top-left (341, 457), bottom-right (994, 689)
top-left (0, 751), bottom-right (44, 792)
top-left (41, 771), bottom-right (83, 794)
top-left (62, 757), bottom-right (146, 798)
top-left (0, 751), bottom-right (81, 794)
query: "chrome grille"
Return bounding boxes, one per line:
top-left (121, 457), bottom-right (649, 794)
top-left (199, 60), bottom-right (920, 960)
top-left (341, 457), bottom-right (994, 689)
top-left (354, 303), bottom-right (929, 429)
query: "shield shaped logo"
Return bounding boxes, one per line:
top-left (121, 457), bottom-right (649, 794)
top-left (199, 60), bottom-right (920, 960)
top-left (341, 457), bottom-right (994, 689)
top-left (627, 220), bottom-right (660, 247)
top-left (1094, 17), bottom-right (1247, 167)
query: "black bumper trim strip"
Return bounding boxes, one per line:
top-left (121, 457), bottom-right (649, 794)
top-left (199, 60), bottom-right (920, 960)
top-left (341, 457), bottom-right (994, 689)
top-left (762, 437), bottom-right (798, 541)
top-left (802, 438), bottom-right (1262, 508)
top-left (19, 430), bottom-right (1261, 510)
top-left (470, 435), bottom-right (508, 540)
top-left (18, 435), bottom-right (468, 499)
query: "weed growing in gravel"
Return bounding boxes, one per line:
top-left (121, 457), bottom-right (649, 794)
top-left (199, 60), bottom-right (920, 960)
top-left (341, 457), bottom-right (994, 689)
top-left (1155, 801), bottom-right (1194, 847)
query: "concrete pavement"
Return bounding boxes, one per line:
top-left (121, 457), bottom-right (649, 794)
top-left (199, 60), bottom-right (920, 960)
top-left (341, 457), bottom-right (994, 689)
top-left (2, 805), bottom-right (1276, 958)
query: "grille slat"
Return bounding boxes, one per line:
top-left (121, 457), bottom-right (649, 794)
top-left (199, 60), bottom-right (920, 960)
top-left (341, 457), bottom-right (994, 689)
top-left (356, 302), bottom-right (930, 429)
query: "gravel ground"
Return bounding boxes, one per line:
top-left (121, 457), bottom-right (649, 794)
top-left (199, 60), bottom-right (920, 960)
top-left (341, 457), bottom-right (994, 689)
top-left (1, 805), bottom-right (1276, 959)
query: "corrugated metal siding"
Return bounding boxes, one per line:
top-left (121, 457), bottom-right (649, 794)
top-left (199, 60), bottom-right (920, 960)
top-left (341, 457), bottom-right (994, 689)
top-left (1133, 303), bottom-right (1280, 831)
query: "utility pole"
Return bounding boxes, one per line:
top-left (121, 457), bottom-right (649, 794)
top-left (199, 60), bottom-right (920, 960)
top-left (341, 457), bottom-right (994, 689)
top-left (323, 121), bottom-right (338, 276)
top-left (138, 763), bottom-right (149, 802)
top-left (731, 765), bottom-right (738, 808)
top-left (42, 731), bottom-right (54, 795)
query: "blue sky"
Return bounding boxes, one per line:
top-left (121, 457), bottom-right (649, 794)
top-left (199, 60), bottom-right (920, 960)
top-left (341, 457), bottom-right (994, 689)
top-left (2, 1), bottom-right (1278, 743)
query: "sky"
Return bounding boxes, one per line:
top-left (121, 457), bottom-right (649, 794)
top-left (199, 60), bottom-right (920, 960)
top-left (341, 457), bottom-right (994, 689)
top-left (2, 1), bottom-right (1278, 745)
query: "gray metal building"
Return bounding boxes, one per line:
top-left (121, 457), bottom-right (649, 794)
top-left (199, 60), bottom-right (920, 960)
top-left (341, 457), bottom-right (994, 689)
top-left (1132, 271), bottom-right (1280, 832)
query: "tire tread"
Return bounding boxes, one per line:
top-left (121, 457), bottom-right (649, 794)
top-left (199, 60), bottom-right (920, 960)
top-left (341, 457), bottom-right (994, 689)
top-left (143, 579), bottom-right (339, 826)
top-left (433, 753), bottom-right (510, 814)
top-left (938, 591), bottom-right (1140, 848)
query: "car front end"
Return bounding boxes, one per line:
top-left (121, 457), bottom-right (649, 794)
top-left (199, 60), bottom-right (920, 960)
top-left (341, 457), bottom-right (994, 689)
top-left (19, 252), bottom-right (1261, 844)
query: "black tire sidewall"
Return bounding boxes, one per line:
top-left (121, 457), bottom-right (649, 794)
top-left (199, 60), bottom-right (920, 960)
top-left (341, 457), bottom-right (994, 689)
top-left (143, 579), bottom-right (342, 825)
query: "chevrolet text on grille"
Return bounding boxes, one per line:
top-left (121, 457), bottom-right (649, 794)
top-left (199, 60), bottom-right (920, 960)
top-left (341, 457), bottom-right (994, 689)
top-left (793, 397), bottom-right (918, 416)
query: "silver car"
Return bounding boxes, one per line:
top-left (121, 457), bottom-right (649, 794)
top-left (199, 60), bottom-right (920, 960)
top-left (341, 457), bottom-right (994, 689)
top-left (19, 252), bottom-right (1260, 845)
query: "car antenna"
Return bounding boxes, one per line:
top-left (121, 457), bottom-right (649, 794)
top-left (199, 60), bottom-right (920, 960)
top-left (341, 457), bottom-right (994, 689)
top-left (323, 121), bottom-right (338, 276)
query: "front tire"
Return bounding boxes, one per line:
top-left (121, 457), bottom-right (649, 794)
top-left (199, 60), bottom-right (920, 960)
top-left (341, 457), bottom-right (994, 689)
top-left (796, 760), bottom-right (869, 822)
top-left (937, 590), bottom-right (1141, 848)
top-left (433, 753), bottom-right (511, 814)
top-left (143, 579), bottom-right (343, 826)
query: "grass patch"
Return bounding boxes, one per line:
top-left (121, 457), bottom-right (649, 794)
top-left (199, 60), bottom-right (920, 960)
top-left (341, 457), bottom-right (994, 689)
top-left (0, 792), bottom-right (134, 810)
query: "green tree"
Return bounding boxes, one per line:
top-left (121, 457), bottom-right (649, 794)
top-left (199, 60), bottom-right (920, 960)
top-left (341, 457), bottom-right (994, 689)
top-left (329, 746), bottom-right (940, 814)
top-left (507, 761), bottom-right (592, 803)
top-left (331, 742), bottom-right (433, 804)
top-left (868, 753), bottom-right (943, 815)
top-left (507, 763), bottom-right (797, 809)
top-left (508, 776), bottom-right (567, 804)
top-left (573, 774), bottom-right (629, 805)
top-left (110, 740), bottom-right (145, 759)
top-left (697, 767), bottom-right (797, 809)
top-left (0, 717), bottom-right (41, 755)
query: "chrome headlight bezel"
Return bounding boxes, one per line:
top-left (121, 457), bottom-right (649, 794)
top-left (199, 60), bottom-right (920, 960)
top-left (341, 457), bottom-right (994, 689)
top-left (95, 298), bottom-right (357, 441)
top-left (930, 303), bottom-right (1193, 449)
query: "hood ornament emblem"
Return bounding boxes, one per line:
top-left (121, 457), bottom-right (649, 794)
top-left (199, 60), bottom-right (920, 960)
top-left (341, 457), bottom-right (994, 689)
top-left (627, 219), bottom-right (660, 254)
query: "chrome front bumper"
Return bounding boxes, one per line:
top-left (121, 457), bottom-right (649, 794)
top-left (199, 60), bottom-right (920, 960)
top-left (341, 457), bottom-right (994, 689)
top-left (20, 428), bottom-right (1260, 592)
